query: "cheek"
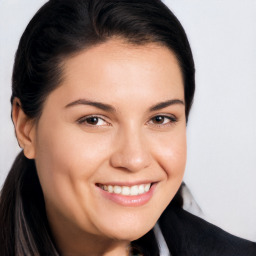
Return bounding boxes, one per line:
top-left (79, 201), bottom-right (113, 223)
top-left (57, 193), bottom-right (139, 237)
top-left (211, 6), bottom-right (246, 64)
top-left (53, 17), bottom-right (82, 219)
top-left (35, 122), bottom-right (109, 176)
top-left (151, 128), bottom-right (186, 200)
top-left (153, 128), bottom-right (187, 175)
top-left (34, 120), bottom-right (110, 211)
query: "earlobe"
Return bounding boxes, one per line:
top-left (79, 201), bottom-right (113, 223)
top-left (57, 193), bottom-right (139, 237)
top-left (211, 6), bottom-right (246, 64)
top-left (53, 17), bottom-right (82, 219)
top-left (12, 98), bottom-right (36, 159)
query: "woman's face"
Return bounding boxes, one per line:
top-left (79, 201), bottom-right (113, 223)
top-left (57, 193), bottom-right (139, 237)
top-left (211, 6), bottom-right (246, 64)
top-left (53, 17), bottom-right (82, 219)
top-left (32, 39), bottom-right (186, 242)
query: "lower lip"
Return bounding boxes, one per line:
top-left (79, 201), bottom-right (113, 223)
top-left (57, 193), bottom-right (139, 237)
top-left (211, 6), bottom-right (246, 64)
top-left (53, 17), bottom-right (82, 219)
top-left (97, 183), bottom-right (157, 207)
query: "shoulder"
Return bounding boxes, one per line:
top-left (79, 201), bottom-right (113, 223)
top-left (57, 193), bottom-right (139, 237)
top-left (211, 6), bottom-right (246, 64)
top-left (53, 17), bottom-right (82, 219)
top-left (159, 204), bottom-right (256, 256)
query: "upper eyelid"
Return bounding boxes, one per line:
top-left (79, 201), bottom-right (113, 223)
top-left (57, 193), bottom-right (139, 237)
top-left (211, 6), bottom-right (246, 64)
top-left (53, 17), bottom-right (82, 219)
top-left (146, 114), bottom-right (178, 125)
top-left (148, 113), bottom-right (177, 120)
top-left (77, 114), bottom-right (108, 120)
top-left (77, 114), bottom-right (110, 124)
top-left (76, 113), bottom-right (177, 124)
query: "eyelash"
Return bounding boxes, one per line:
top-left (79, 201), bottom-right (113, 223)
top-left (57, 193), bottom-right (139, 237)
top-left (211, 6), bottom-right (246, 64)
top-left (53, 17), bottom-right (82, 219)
top-left (147, 115), bottom-right (177, 127)
top-left (77, 114), bottom-right (177, 127)
top-left (77, 115), bottom-right (110, 126)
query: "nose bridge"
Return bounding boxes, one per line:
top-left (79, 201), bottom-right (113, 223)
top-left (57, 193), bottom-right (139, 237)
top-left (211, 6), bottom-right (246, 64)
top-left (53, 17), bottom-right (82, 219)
top-left (110, 124), bottom-right (151, 172)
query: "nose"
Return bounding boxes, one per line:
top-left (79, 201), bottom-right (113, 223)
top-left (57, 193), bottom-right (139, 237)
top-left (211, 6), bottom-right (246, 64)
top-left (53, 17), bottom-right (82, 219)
top-left (110, 128), bottom-right (152, 172)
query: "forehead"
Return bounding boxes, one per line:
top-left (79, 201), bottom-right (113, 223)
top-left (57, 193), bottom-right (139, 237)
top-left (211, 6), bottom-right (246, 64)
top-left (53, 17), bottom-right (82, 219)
top-left (63, 39), bottom-right (182, 79)
top-left (46, 39), bottom-right (184, 109)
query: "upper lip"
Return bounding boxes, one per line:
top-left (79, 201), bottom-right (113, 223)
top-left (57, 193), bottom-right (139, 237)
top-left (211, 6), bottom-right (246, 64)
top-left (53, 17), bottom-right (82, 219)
top-left (96, 180), bottom-right (157, 187)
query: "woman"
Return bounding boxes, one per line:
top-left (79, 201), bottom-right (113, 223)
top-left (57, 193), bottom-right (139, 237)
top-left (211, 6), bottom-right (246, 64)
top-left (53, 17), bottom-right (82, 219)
top-left (0, 0), bottom-right (255, 255)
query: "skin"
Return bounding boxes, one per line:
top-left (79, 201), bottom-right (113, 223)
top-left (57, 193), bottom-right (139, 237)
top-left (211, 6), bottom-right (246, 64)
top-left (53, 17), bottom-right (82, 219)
top-left (13, 39), bottom-right (187, 256)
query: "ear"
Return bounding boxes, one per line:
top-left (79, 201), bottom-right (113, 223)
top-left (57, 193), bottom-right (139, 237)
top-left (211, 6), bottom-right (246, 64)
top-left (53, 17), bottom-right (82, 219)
top-left (12, 98), bottom-right (36, 159)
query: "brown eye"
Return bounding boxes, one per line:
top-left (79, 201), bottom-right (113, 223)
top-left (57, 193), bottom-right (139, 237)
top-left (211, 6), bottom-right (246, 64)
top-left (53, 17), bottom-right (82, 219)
top-left (152, 116), bottom-right (165, 124)
top-left (77, 116), bottom-right (109, 126)
top-left (86, 117), bottom-right (99, 125)
top-left (148, 115), bottom-right (177, 126)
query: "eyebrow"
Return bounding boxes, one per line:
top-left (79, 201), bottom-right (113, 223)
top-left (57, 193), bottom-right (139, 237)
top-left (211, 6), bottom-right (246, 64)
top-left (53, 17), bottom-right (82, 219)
top-left (149, 99), bottom-right (184, 111)
top-left (65, 98), bottom-right (184, 112)
top-left (65, 99), bottom-right (116, 112)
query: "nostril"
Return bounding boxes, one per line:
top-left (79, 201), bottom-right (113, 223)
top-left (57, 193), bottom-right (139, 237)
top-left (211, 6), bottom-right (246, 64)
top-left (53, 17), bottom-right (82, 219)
top-left (110, 153), bottom-right (151, 172)
top-left (110, 149), bottom-right (151, 172)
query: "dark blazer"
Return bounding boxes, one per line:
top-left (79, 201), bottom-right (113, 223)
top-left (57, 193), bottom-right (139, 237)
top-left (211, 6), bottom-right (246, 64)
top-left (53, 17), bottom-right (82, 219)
top-left (159, 204), bottom-right (256, 256)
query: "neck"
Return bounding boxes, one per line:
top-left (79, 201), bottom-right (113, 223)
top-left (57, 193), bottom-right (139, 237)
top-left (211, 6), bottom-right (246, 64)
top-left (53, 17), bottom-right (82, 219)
top-left (46, 208), bottom-right (131, 256)
top-left (61, 237), bottom-right (130, 256)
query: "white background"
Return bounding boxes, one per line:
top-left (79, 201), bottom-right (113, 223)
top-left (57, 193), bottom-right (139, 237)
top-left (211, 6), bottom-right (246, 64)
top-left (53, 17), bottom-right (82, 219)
top-left (0, 0), bottom-right (255, 241)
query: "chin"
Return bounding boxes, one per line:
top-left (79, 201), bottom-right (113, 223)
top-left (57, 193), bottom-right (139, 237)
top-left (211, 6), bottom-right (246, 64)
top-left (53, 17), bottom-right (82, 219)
top-left (97, 215), bottom-right (157, 242)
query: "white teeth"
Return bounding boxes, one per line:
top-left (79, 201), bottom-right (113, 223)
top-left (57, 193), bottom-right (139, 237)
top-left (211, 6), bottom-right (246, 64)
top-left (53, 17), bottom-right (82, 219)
top-left (145, 184), bottom-right (150, 192)
top-left (99, 183), bottom-right (152, 196)
top-left (108, 185), bottom-right (114, 193)
top-left (122, 186), bottom-right (130, 195)
top-left (114, 186), bottom-right (122, 194)
top-left (138, 184), bottom-right (145, 194)
top-left (130, 185), bottom-right (139, 196)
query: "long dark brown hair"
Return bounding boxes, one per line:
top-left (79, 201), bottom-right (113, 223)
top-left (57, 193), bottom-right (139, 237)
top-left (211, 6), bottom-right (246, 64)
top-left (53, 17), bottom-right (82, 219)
top-left (0, 0), bottom-right (195, 255)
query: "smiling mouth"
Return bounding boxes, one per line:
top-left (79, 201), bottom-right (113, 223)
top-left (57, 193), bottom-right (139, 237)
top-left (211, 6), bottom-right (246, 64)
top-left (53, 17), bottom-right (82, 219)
top-left (97, 183), bottom-right (152, 196)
